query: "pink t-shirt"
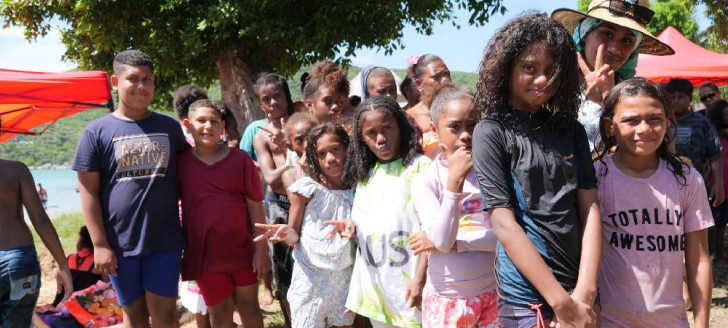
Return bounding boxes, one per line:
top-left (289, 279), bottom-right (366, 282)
top-left (595, 156), bottom-right (714, 327)
top-left (412, 155), bottom-right (497, 298)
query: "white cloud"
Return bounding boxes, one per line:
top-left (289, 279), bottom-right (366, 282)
top-left (0, 25), bottom-right (75, 72)
top-left (351, 55), bottom-right (374, 67)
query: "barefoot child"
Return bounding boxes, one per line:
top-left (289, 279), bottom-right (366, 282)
top-left (73, 50), bottom-right (188, 328)
top-left (329, 96), bottom-right (431, 328)
top-left (472, 14), bottom-right (602, 327)
top-left (594, 78), bottom-right (713, 327)
top-left (407, 84), bottom-right (499, 327)
top-left (256, 122), bottom-right (357, 328)
top-left (179, 100), bottom-right (270, 328)
top-left (0, 160), bottom-right (72, 327)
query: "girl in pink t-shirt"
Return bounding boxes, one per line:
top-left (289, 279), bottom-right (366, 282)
top-left (407, 84), bottom-right (499, 328)
top-left (594, 79), bottom-right (713, 328)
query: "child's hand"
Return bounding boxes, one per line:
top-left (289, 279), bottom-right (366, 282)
top-left (258, 118), bottom-right (287, 149)
top-left (254, 223), bottom-right (291, 243)
top-left (710, 184), bottom-right (725, 207)
top-left (409, 231), bottom-right (435, 255)
top-left (56, 267), bottom-right (73, 302)
top-left (446, 146), bottom-right (472, 193)
top-left (94, 245), bottom-right (118, 276)
top-left (324, 219), bottom-right (356, 240)
top-left (252, 243), bottom-right (271, 280)
top-left (577, 44), bottom-right (615, 106)
top-left (552, 296), bottom-right (598, 328)
top-left (404, 276), bottom-right (426, 308)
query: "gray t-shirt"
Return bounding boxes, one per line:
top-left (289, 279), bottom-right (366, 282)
top-left (674, 111), bottom-right (722, 177)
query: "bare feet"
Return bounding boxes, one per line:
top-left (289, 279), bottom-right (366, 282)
top-left (260, 286), bottom-right (274, 307)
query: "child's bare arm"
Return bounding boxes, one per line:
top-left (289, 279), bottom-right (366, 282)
top-left (286, 192), bottom-right (310, 237)
top-left (685, 229), bottom-right (711, 328)
top-left (21, 165), bottom-right (73, 301)
top-left (405, 253), bottom-right (428, 308)
top-left (77, 171), bottom-right (117, 276)
top-left (253, 133), bottom-right (287, 187)
top-left (247, 198), bottom-right (271, 279)
top-left (490, 207), bottom-right (596, 326)
top-left (573, 188), bottom-right (602, 305)
top-left (710, 157), bottom-right (725, 206)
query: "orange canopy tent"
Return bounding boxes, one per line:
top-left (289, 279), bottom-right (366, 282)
top-left (636, 26), bottom-right (728, 87)
top-left (0, 68), bottom-right (113, 143)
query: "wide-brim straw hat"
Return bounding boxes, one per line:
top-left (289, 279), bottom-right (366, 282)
top-left (552, 0), bottom-right (674, 56)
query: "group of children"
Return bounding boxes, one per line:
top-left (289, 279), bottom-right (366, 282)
top-left (1, 3), bottom-right (720, 328)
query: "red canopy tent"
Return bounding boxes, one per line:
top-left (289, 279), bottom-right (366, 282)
top-left (0, 68), bottom-right (112, 143)
top-left (636, 26), bottom-right (728, 87)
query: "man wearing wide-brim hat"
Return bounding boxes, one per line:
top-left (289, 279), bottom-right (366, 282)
top-left (552, 0), bottom-right (674, 152)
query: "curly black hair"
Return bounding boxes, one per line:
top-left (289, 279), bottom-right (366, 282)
top-left (172, 85), bottom-right (208, 120)
top-left (343, 96), bottom-right (422, 185)
top-left (253, 73), bottom-right (295, 116)
top-left (475, 12), bottom-right (580, 120)
top-left (595, 78), bottom-right (689, 186)
top-left (304, 122), bottom-right (350, 186)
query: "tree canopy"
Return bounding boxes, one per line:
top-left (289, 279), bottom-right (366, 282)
top-left (1, 0), bottom-right (505, 130)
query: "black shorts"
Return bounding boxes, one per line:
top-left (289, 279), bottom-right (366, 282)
top-left (265, 194), bottom-right (294, 299)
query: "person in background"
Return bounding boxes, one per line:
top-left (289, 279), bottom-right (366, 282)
top-left (53, 226), bottom-right (108, 307)
top-left (708, 99), bottom-right (728, 265)
top-left (0, 159), bottom-right (73, 327)
top-left (37, 183), bottom-right (48, 209)
top-left (552, 0), bottom-right (675, 152)
top-left (360, 66), bottom-right (397, 101)
top-left (700, 83), bottom-right (723, 112)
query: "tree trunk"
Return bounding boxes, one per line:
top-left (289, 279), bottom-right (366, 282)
top-left (216, 49), bottom-right (263, 134)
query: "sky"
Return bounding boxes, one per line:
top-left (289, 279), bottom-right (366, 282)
top-left (0, 1), bottom-right (712, 74)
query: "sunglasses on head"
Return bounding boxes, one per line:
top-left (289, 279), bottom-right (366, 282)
top-left (591, 0), bottom-right (655, 25)
top-left (701, 93), bottom-right (717, 102)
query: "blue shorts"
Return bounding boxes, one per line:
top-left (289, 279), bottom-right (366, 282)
top-left (0, 246), bottom-right (41, 328)
top-left (109, 250), bottom-right (182, 306)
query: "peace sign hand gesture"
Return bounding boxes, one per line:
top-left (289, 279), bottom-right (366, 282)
top-left (577, 43), bottom-right (615, 106)
top-left (257, 117), bottom-right (288, 148)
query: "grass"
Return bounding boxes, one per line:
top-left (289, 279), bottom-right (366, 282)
top-left (31, 212), bottom-right (728, 326)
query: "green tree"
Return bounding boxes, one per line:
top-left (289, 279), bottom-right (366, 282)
top-left (1, 0), bottom-right (504, 132)
top-left (576, 0), bottom-right (698, 41)
top-left (700, 0), bottom-right (728, 52)
top-left (647, 0), bottom-right (698, 41)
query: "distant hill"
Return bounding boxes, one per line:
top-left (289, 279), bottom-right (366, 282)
top-left (0, 66), bottom-right (478, 166)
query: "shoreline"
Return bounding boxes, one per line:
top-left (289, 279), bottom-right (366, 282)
top-left (29, 164), bottom-right (72, 170)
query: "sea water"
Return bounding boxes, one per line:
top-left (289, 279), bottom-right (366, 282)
top-left (30, 169), bottom-right (82, 218)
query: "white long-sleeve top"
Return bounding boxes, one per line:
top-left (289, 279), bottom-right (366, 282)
top-left (412, 155), bottom-right (497, 298)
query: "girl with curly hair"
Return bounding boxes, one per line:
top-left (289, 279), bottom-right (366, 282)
top-left (472, 12), bottom-right (601, 327)
top-left (303, 60), bottom-right (350, 126)
top-left (594, 78), bottom-right (712, 327)
top-left (255, 122), bottom-right (357, 328)
top-left (328, 96), bottom-right (430, 328)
